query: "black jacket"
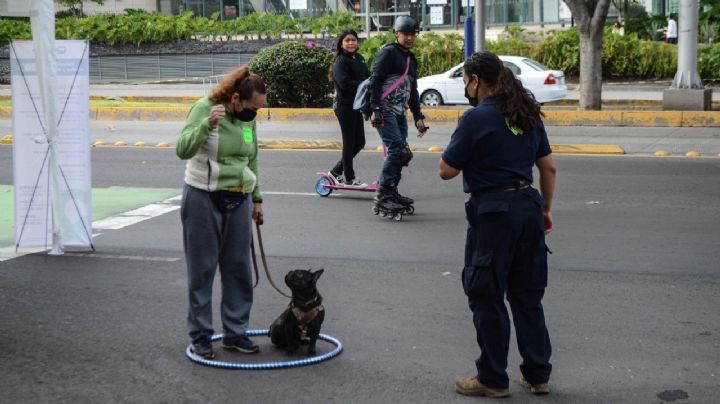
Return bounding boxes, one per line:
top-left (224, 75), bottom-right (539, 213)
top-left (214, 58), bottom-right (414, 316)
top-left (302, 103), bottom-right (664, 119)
top-left (369, 42), bottom-right (423, 122)
top-left (332, 52), bottom-right (370, 106)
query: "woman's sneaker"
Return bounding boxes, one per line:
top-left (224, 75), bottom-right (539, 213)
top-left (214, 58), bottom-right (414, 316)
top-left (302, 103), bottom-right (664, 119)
top-left (345, 178), bottom-right (368, 187)
top-left (222, 335), bottom-right (260, 354)
top-left (191, 338), bottom-right (215, 359)
top-left (328, 171), bottom-right (344, 184)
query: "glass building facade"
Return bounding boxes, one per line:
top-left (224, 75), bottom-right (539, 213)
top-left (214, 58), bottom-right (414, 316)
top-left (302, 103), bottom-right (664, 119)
top-left (160, 0), bottom-right (569, 28)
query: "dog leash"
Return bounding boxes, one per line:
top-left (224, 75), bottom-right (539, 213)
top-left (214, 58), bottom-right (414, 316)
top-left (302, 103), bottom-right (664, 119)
top-left (251, 222), bottom-right (292, 298)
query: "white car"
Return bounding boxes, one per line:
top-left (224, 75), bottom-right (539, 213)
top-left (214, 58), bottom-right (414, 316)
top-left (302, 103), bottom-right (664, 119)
top-left (417, 56), bottom-right (567, 106)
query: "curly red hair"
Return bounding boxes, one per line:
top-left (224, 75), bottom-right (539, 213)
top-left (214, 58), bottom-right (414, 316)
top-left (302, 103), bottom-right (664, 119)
top-left (209, 66), bottom-right (267, 103)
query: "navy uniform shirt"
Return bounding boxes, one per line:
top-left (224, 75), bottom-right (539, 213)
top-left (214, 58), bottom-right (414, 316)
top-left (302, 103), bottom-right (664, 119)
top-left (442, 96), bottom-right (552, 194)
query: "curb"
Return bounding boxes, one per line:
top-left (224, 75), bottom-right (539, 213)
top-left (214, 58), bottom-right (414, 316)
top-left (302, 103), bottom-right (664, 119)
top-left (2, 137), bottom-right (623, 154)
top-left (2, 106), bottom-right (717, 127)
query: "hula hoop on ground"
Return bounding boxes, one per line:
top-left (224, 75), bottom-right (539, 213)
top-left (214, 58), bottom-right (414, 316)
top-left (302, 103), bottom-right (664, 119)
top-left (185, 329), bottom-right (343, 369)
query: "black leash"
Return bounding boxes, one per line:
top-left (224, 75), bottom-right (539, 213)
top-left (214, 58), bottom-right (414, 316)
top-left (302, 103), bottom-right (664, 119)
top-left (251, 222), bottom-right (292, 298)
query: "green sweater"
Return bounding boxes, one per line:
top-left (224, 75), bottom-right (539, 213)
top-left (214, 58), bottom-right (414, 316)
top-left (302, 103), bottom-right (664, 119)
top-left (176, 97), bottom-right (262, 202)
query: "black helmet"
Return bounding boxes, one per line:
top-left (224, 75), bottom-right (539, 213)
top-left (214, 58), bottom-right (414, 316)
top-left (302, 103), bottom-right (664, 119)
top-left (393, 16), bottom-right (420, 34)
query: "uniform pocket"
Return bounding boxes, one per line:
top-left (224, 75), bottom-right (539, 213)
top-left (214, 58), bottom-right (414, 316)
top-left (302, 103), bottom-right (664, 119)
top-left (461, 252), bottom-right (498, 298)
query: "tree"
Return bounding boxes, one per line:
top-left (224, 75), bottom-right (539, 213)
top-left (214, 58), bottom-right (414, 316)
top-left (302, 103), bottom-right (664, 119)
top-left (57, 0), bottom-right (105, 18)
top-left (700, 0), bottom-right (720, 43)
top-left (563, 0), bottom-right (612, 110)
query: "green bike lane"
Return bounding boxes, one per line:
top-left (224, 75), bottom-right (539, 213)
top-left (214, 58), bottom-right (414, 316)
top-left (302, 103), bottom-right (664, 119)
top-left (0, 185), bottom-right (180, 247)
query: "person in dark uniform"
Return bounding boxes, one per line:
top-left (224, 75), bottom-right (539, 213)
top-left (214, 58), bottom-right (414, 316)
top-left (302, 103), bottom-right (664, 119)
top-left (438, 51), bottom-right (557, 398)
top-left (368, 16), bottom-right (428, 212)
top-left (328, 29), bottom-right (370, 187)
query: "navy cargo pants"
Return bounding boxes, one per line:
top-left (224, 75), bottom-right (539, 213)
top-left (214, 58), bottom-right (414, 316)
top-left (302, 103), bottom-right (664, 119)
top-left (462, 188), bottom-right (552, 389)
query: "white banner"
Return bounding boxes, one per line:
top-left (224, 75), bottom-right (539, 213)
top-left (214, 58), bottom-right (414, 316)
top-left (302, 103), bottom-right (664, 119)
top-left (11, 40), bottom-right (91, 248)
top-left (430, 6), bottom-right (444, 24)
top-left (289, 0), bottom-right (307, 10)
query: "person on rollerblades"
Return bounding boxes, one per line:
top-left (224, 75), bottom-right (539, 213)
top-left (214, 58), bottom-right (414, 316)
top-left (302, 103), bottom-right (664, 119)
top-left (367, 16), bottom-right (429, 219)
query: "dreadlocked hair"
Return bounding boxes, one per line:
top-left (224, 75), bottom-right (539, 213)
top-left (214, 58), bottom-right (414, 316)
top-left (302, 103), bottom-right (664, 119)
top-left (464, 51), bottom-right (544, 135)
top-left (209, 66), bottom-right (266, 104)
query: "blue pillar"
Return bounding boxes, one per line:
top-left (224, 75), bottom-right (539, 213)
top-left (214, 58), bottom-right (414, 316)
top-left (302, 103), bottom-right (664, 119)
top-left (464, 16), bottom-right (474, 60)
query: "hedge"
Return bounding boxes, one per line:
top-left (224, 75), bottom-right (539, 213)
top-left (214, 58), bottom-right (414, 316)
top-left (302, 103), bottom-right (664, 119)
top-left (249, 41), bottom-right (334, 107)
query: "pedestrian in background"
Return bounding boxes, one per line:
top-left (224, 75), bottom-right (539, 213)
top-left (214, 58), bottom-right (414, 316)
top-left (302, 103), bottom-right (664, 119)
top-left (368, 15), bottom-right (428, 214)
top-left (665, 15), bottom-right (678, 44)
top-left (328, 29), bottom-right (370, 187)
top-left (438, 51), bottom-right (557, 398)
top-left (176, 66), bottom-right (266, 359)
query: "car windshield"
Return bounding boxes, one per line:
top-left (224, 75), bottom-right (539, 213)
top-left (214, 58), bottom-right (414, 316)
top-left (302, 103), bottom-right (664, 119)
top-left (522, 59), bottom-right (550, 71)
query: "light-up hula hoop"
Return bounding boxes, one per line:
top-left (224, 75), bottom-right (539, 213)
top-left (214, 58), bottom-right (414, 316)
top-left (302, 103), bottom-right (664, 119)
top-left (185, 329), bottom-right (343, 369)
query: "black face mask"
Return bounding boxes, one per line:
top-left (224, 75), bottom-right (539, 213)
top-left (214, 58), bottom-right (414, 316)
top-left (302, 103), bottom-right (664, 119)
top-left (464, 81), bottom-right (479, 107)
top-left (233, 109), bottom-right (257, 122)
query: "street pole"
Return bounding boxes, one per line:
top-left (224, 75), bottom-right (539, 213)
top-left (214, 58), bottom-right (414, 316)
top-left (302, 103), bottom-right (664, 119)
top-left (662, 0), bottom-right (712, 110)
top-left (365, 0), bottom-right (371, 39)
top-left (672, 0), bottom-right (701, 88)
top-left (474, 0), bottom-right (484, 52)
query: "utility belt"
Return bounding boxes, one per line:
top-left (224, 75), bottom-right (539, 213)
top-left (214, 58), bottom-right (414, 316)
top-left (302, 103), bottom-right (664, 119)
top-left (470, 181), bottom-right (532, 198)
top-left (208, 186), bottom-right (247, 213)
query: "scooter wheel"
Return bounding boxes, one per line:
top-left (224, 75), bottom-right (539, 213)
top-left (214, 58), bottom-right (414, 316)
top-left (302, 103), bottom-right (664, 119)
top-left (315, 177), bottom-right (332, 197)
top-left (392, 212), bottom-right (403, 221)
top-left (404, 205), bottom-right (415, 215)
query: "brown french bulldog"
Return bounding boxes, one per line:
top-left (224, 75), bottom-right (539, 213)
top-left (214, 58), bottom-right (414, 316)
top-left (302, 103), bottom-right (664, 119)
top-left (269, 269), bottom-right (325, 355)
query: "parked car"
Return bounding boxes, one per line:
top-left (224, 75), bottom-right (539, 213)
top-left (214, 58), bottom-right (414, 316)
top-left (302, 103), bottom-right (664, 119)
top-left (417, 56), bottom-right (567, 106)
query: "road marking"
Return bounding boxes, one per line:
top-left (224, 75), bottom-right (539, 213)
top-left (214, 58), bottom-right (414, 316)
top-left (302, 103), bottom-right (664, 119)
top-left (93, 195), bottom-right (181, 230)
top-left (264, 191), bottom-right (317, 196)
top-left (63, 252), bottom-right (180, 262)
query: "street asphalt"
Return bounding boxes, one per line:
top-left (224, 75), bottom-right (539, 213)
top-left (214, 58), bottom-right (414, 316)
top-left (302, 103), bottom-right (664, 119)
top-left (0, 147), bottom-right (719, 403)
top-left (0, 81), bottom-right (718, 403)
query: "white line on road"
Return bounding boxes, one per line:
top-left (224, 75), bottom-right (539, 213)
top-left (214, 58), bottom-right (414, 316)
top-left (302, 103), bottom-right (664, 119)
top-left (264, 191), bottom-right (318, 196)
top-left (63, 252), bottom-right (180, 262)
top-left (93, 195), bottom-right (181, 230)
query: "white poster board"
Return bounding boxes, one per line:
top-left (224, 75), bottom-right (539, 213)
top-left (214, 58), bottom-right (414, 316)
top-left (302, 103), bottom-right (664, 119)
top-left (430, 6), bottom-right (444, 24)
top-left (289, 0), bottom-right (307, 10)
top-left (427, 0), bottom-right (447, 4)
top-left (11, 40), bottom-right (91, 248)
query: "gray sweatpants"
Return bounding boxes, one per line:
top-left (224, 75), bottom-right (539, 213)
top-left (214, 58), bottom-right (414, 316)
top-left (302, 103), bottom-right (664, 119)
top-left (181, 184), bottom-right (254, 343)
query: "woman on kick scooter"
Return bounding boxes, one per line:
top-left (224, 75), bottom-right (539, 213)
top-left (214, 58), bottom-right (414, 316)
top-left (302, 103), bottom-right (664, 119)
top-left (368, 16), bottom-right (429, 218)
top-left (327, 29), bottom-right (370, 187)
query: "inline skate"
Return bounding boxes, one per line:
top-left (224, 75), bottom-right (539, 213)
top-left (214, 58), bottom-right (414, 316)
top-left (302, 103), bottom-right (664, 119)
top-left (372, 185), bottom-right (413, 221)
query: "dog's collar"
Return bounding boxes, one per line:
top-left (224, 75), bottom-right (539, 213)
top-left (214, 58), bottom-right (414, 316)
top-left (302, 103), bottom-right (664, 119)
top-left (291, 293), bottom-right (322, 311)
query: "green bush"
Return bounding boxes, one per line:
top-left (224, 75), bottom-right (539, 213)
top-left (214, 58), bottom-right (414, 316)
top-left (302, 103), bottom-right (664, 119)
top-left (359, 31), bottom-right (395, 71)
top-left (536, 28), bottom-right (580, 76)
top-left (414, 32), bottom-right (464, 76)
top-left (0, 18), bottom-right (31, 45)
top-left (698, 44), bottom-right (720, 81)
top-left (487, 38), bottom-right (537, 59)
top-left (249, 41), bottom-right (334, 107)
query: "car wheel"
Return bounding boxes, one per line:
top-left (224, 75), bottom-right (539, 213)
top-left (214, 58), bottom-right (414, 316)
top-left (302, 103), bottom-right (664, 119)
top-left (421, 90), bottom-right (443, 106)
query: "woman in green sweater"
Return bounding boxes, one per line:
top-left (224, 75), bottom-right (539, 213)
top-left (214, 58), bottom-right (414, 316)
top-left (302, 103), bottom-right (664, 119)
top-left (176, 66), bottom-right (266, 360)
